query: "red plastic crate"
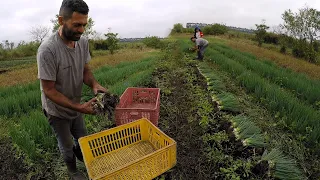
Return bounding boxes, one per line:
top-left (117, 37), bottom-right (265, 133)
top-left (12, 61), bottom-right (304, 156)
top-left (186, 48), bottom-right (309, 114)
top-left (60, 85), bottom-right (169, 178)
top-left (115, 87), bottom-right (160, 126)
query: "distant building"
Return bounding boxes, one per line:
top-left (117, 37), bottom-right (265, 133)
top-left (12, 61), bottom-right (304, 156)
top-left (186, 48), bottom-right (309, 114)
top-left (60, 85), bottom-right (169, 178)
top-left (186, 22), bottom-right (255, 34)
top-left (119, 37), bottom-right (166, 42)
top-left (186, 23), bottom-right (212, 28)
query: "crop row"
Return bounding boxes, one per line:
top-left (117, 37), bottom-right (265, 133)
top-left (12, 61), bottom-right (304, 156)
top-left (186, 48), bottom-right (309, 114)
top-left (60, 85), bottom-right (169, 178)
top-left (213, 43), bottom-right (320, 109)
top-left (9, 57), bottom-right (156, 163)
top-left (205, 47), bottom-right (320, 145)
top-left (0, 57), bottom-right (156, 117)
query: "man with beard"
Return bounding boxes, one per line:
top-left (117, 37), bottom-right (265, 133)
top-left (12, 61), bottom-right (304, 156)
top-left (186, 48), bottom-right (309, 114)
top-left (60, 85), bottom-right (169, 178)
top-left (36, 0), bottom-right (106, 179)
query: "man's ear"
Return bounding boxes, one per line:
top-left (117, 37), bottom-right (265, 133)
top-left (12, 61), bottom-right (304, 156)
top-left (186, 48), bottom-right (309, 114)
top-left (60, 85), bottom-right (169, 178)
top-left (58, 16), bottom-right (64, 26)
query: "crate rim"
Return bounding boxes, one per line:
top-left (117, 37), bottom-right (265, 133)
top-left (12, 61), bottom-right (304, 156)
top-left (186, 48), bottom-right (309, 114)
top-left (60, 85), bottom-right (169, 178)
top-left (116, 87), bottom-right (161, 110)
top-left (79, 118), bottom-right (175, 145)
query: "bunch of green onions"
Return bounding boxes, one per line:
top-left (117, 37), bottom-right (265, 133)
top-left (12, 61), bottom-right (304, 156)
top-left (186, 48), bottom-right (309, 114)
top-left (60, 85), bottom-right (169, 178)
top-left (261, 148), bottom-right (304, 180)
top-left (231, 115), bottom-right (266, 148)
top-left (212, 92), bottom-right (241, 112)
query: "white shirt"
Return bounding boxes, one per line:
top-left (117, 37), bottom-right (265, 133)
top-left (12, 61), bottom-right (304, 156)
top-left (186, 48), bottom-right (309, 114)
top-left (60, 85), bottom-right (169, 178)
top-left (196, 32), bottom-right (201, 39)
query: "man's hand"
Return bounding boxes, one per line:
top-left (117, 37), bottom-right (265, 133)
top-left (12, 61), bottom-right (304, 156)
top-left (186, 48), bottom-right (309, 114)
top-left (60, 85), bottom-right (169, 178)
top-left (77, 98), bottom-right (97, 115)
top-left (83, 64), bottom-right (108, 95)
top-left (93, 84), bottom-right (108, 95)
top-left (42, 79), bottom-right (97, 115)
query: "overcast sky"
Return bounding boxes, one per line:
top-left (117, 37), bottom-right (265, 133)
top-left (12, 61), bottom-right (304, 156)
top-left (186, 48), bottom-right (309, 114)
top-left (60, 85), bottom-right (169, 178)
top-left (1, 0), bottom-right (320, 43)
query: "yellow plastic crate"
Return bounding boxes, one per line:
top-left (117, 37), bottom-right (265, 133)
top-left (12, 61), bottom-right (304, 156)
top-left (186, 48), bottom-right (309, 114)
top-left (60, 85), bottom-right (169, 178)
top-left (79, 118), bottom-right (177, 180)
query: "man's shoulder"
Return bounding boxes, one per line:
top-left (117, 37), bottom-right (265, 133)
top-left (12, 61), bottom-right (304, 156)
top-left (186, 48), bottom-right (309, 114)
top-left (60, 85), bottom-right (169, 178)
top-left (79, 36), bottom-right (89, 46)
top-left (38, 32), bottom-right (59, 53)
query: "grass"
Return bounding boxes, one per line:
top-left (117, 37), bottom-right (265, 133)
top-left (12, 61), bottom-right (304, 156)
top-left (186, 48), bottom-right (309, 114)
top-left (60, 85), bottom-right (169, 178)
top-left (6, 52), bottom-right (157, 167)
top-left (0, 57), bottom-right (157, 118)
top-left (213, 43), bottom-right (320, 109)
top-left (0, 90), bottom-right (40, 117)
top-left (9, 110), bottom-right (57, 161)
top-left (0, 59), bottom-right (35, 71)
top-left (197, 59), bottom-right (320, 179)
top-left (221, 37), bottom-right (320, 79)
top-left (206, 47), bottom-right (320, 146)
top-left (0, 49), bottom-right (156, 88)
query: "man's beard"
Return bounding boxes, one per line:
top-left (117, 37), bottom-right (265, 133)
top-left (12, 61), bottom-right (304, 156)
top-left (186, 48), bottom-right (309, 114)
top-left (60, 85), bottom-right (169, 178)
top-left (62, 25), bottom-right (82, 41)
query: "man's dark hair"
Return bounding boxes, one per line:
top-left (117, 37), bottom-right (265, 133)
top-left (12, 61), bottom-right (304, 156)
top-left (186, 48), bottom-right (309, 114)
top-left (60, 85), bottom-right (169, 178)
top-left (59, 0), bottom-right (89, 20)
top-left (190, 37), bottom-right (195, 40)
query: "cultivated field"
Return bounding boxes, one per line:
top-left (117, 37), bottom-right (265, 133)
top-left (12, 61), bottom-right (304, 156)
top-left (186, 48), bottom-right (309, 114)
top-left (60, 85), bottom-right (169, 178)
top-left (1, 36), bottom-right (320, 179)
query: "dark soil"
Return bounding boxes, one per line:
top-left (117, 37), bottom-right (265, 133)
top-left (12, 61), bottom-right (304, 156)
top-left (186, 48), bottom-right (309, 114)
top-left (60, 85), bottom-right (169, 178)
top-left (152, 50), bottom-right (216, 179)
top-left (252, 160), bottom-right (270, 178)
top-left (0, 70), bottom-right (7, 74)
top-left (152, 45), bottom-right (271, 179)
top-left (0, 138), bottom-right (28, 180)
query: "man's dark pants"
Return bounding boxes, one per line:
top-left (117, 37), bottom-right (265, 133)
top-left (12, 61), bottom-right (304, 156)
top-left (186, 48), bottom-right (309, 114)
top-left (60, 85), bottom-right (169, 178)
top-left (43, 110), bottom-right (87, 172)
top-left (197, 44), bottom-right (209, 60)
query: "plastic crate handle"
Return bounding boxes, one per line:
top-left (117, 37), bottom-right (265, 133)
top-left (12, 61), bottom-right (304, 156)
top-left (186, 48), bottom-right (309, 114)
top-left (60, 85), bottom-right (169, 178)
top-left (130, 112), bottom-right (139, 116)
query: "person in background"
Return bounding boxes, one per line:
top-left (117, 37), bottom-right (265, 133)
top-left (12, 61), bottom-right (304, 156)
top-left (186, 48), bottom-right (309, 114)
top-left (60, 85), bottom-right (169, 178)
top-left (36, 0), bottom-right (107, 179)
top-left (190, 36), bottom-right (209, 61)
top-left (194, 25), bottom-right (204, 39)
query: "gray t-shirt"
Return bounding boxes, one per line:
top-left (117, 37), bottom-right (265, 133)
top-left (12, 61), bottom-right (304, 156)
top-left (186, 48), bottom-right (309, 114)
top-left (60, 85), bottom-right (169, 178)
top-left (196, 38), bottom-right (209, 47)
top-left (37, 31), bottom-right (91, 119)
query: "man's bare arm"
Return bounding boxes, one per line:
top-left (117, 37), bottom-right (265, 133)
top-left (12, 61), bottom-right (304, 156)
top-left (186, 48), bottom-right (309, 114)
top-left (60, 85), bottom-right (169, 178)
top-left (42, 79), bottom-right (96, 114)
top-left (83, 64), bottom-right (107, 94)
top-left (83, 64), bottom-right (98, 88)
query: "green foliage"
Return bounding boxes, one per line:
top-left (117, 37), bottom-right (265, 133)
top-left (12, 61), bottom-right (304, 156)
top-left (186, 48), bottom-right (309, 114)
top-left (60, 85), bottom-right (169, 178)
top-left (212, 92), bottom-right (242, 112)
top-left (0, 41), bottom-right (40, 60)
top-left (203, 24), bottom-right (228, 35)
top-left (50, 14), bottom-right (60, 33)
top-left (280, 45), bottom-right (286, 54)
top-left (171, 23), bottom-right (184, 33)
top-left (0, 90), bottom-right (41, 117)
top-left (197, 63), bottom-right (227, 93)
top-left (143, 36), bottom-right (164, 49)
top-left (281, 5), bottom-right (320, 63)
top-left (292, 39), bottom-right (318, 63)
top-left (83, 17), bottom-right (97, 39)
top-left (5, 56), bottom-right (157, 165)
top-left (207, 47), bottom-right (320, 145)
top-left (281, 6), bottom-right (320, 42)
top-left (262, 149), bottom-right (305, 180)
top-left (104, 31), bottom-right (119, 54)
top-left (220, 159), bottom-right (252, 180)
top-left (263, 32), bottom-right (280, 45)
top-left (214, 44), bottom-right (320, 108)
top-left (9, 110), bottom-right (56, 161)
top-left (170, 23), bottom-right (194, 34)
top-left (230, 115), bottom-right (266, 148)
top-left (255, 20), bottom-right (270, 47)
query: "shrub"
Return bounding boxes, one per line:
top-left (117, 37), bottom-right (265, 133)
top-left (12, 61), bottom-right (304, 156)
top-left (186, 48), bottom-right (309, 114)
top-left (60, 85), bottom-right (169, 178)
top-left (143, 36), bottom-right (164, 49)
top-left (203, 24), bottom-right (228, 36)
top-left (171, 23), bottom-right (184, 34)
top-left (211, 24), bottom-right (228, 35)
top-left (264, 33), bottom-right (280, 45)
top-left (280, 45), bottom-right (286, 54)
top-left (105, 32), bottom-right (119, 54)
top-left (255, 23), bottom-right (269, 47)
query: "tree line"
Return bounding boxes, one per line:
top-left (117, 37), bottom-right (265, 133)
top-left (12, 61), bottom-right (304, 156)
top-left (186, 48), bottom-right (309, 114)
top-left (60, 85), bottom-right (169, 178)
top-left (254, 5), bottom-right (320, 63)
top-left (0, 15), bottom-right (119, 61)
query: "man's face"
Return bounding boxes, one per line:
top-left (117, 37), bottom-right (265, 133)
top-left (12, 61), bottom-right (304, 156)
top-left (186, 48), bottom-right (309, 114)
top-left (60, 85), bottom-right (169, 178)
top-left (192, 38), bottom-right (196, 42)
top-left (61, 12), bottom-right (88, 41)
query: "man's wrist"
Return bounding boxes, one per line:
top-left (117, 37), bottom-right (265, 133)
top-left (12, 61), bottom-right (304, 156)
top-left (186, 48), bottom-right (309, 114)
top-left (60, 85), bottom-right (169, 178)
top-left (91, 81), bottom-right (99, 89)
top-left (71, 103), bottom-right (82, 112)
